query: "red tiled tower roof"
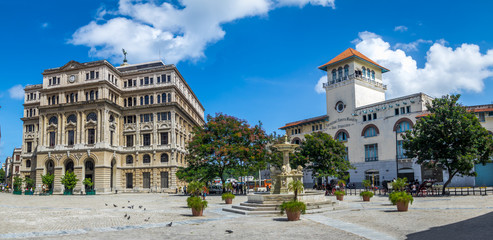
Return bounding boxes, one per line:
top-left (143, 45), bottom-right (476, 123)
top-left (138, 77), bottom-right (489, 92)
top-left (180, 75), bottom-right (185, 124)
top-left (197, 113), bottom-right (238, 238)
top-left (318, 48), bottom-right (390, 73)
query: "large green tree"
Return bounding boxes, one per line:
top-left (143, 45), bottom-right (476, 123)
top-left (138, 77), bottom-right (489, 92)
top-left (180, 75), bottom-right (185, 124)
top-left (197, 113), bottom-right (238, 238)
top-left (403, 95), bottom-right (493, 194)
top-left (0, 169), bottom-right (5, 183)
top-left (177, 113), bottom-right (269, 192)
top-left (299, 131), bottom-right (354, 183)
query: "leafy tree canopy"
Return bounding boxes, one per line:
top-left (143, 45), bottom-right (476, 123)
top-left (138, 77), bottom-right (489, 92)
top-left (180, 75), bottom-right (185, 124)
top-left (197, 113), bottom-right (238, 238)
top-left (0, 169), bottom-right (5, 183)
top-left (179, 113), bottom-right (270, 190)
top-left (299, 131), bottom-right (354, 180)
top-left (403, 94), bottom-right (493, 194)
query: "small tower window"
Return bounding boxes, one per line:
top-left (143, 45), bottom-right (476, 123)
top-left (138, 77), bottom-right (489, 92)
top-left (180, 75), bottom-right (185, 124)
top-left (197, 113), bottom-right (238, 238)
top-left (371, 70), bottom-right (375, 80)
top-left (362, 67), bottom-right (366, 77)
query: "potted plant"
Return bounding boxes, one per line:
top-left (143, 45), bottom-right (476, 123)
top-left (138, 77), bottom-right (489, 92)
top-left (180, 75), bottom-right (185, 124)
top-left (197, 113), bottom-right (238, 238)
top-left (388, 178), bottom-right (413, 211)
top-left (60, 172), bottom-right (78, 195)
top-left (389, 191), bottom-right (414, 211)
top-left (360, 191), bottom-right (374, 201)
top-left (13, 176), bottom-right (23, 195)
top-left (187, 196), bottom-right (208, 216)
top-left (41, 173), bottom-right (54, 195)
top-left (334, 190), bottom-right (345, 201)
top-left (24, 177), bottom-right (35, 195)
top-left (222, 192), bottom-right (235, 204)
top-left (279, 180), bottom-right (306, 221)
top-left (83, 178), bottom-right (95, 195)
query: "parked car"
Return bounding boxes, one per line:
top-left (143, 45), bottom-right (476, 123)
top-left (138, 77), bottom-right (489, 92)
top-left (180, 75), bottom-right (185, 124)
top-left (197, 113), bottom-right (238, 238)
top-left (209, 185), bottom-right (223, 194)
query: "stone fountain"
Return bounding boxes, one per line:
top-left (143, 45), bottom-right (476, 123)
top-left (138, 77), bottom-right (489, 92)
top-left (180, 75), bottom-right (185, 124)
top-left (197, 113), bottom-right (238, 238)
top-left (223, 136), bottom-right (334, 215)
top-left (270, 135), bottom-right (304, 194)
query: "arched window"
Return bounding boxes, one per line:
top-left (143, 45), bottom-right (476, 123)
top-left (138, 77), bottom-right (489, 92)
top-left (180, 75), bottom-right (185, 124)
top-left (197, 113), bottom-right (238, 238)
top-left (367, 68), bottom-right (371, 79)
top-left (52, 95), bottom-right (56, 105)
top-left (337, 131), bottom-right (348, 141)
top-left (87, 112), bottom-right (97, 121)
top-left (397, 121), bottom-right (411, 133)
top-left (162, 93), bottom-right (166, 103)
top-left (90, 90), bottom-right (95, 100)
top-left (362, 67), bottom-right (366, 77)
top-left (157, 95), bottom-right (161, 103)
top-left (85, 160), bottom-right (94, 171)
top-left (364, 127), bottom-right (377, 137)
top-left (143, 154), bottom-right (151, 163)
top-left (67, 114), bottom-right (77, 123)
top-left (65, 160), bottom-right (74, 173)
top-left (26, 160), bottom-right (31, 168)
top-left (344, 65), bottom-right (349, 78)
top-left (161, 153), bottom-right (169, 163)
top-left (337, 67), bottom-right (343, 81)
top-left (109, 115), bottom-right (114, 122)
top-left (49, 116), bottom-right (58, 125)
top-left (126, 155), bottom-right (133, 164)
top-left (371, 70), bottom-right (375, 80)
top-left (362, 125), bottom-right (379, 137)
top-left (332, 69), bottom-right (337, 81)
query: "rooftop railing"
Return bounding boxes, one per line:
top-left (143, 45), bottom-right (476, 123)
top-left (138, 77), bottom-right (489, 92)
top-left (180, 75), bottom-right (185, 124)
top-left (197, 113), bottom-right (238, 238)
top-left (323, 74), bottom-right (387, 90)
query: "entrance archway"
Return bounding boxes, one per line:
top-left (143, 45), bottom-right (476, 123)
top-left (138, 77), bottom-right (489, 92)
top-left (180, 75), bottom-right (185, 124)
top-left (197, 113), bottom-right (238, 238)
top-left (84, 159), bottom-right (95, 190)
top-left (65, 160), bottom-right (74, 173)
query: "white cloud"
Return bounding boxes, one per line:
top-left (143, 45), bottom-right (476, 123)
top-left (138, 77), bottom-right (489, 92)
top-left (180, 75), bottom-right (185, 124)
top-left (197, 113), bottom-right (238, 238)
top-left (70, 0), bottom-right (335, 64)
top-left (394, 25), bottom-right (408, 32)
top-left (41, 22), bottom-right (49, 28)
top-left (315, 75), bottom-right (327, 94)
top-left (8, 85), bottom-right (24, 100)
top-left (352, 31), bottom-right (493, 98)
top-left (394, 39), bottom-right (432, 52)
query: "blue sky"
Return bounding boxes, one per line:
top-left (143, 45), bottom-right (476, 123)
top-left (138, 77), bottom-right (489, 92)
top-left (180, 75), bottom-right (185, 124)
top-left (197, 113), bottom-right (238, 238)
top-left (1, 0), bottom-right (493, 163)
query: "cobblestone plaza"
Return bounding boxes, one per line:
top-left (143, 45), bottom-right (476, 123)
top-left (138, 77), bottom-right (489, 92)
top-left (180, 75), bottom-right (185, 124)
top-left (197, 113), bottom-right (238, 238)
top-left (1, 193), bottom-right (493, 239)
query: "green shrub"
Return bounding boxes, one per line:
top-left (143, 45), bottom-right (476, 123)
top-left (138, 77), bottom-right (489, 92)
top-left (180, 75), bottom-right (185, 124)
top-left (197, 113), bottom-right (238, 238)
top-left (221, 192), bottom-right (235, 200)
top-left (224, 182), bottom-right (233, 192)
top-left (288, 180), bottom-right (304, 201)
top-left (187, 181), bottom-right (205, 197)
top-left (60, 172), bottom-right (79, 190)
top-left (392, 178), bottom-right (408, 192)
top-left (13, 176), bottom-right (23, 191)
top-left (24, 176), bottom-right (35, 189)
top-left (334, 190), bottom-right (345, 197)
top-left (362, 180), bottom-right (372, 189)
top-left (360, 191), bottom-right (374, 198)
top-left (389, 191), bottom-right (413, 205)
top-left (187, 196), bottom-right (208, 211)
top-left (280, 200), bottom-right (306, 214)
top-left (83, 178), bottom-right (94, 188)
top-left (41, 173), bottom-right (54, 189)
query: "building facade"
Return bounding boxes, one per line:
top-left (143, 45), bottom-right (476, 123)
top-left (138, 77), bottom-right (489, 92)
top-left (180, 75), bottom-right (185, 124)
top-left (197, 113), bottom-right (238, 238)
top-left (20, 59), bottom-right (204, 193)
top-left (280, 48), bottom-right (493, 188)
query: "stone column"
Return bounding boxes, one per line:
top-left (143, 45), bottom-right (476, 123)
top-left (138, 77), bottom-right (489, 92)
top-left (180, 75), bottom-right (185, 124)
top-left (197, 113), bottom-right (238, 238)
top-left (60, 114), bottom-right (65, 145)
top-left (54, 167), bottom-right (63, 193)
top-left (81, 112), bottom-right (86, 144)
top-left (74, 166), bottom-right (84, 193)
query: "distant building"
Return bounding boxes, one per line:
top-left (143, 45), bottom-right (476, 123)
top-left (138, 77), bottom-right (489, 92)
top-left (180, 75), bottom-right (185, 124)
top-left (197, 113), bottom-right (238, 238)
top-left (280, 48), bottom-right (493, 188)
top-left (20, 59), bottom-right (204, 193)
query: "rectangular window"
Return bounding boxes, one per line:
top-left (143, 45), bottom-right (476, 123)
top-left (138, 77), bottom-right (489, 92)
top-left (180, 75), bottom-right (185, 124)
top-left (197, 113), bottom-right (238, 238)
top-left (68, 130), bottom-right (75, 146)
top-left (479, 112), bottom-right (486, 122)
top-left (95, 71), bottom-right (99, 79)
top-left (365, 144), bottom-right (378, 162)
top-left (88, 129), bottom-right (95, 144)
top-left (373, 113), bottom-right (377, 119)
top-left (368, 114), bottom-right (372, 121)
top-left (110, 131), bottom-right (114, 146)
top-left (150, 77), bottom-right (153, 84)
top-left (397, 140), bottom-right (406, 159)
top-left (312, 126), bottom-right (315, 131)
top-left (363, 115), bottom-right (367, 122)
top-left (143, 172), bottom-right (151, 188)
top-left (86, 73), bottom-right (89, 80)
top-left (143, 133), bottom-right (151, 146)
top-left (27, 142), bottom-right (32, 153)
top-left (161, 132), bottom-right (169, 145)
top-left (140, 114), bottom-right (153, 122)
top-left (49, 132), bottom-right (56, 147)
top-left (489, 111), bottom-right (493, 117)
top-left (140, 79), bottom-right (143, 86)
top-left (126, 135), bottom-right (134, 147)
top-left (167, 75), bottom-right (171, 82)
top-left (90, 71), bottom-right (95, 79)
top-left (400, 107), bottom-right (405, 114)
top-left (406, 106), bottom-right (411, 113)
top-left (395, 109), bottom-right (399, 115)
top-left (145, 77), bottom-right (149, 85)
top-left (157, 76), bottom-right (161, 83)
top-left (161, 172), bottom-right (169, 188)
top-left (126, 173), bottom-right (133, 189)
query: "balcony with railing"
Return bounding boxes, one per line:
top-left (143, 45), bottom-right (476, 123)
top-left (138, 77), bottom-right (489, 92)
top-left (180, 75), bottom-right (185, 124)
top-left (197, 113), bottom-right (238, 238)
top-left (323, 74), bottom-right (387, 90)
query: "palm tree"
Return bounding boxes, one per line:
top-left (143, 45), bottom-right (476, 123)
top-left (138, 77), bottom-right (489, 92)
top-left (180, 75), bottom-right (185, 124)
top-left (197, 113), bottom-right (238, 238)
top-left (288, 180), bottom-right (304, 201)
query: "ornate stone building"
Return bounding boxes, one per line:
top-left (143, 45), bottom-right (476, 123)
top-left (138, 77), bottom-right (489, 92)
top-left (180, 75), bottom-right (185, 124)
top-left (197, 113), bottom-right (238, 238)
top-left (20, 59), bottom-right (204, 193)
top-left (280, 48), bottom-right (493, 187)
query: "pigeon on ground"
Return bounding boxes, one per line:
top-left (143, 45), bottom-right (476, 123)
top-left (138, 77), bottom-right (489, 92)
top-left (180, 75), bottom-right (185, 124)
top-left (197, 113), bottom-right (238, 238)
top-left (144, 217), bottom-right (150, 222)
top-left (225, 230), bottom-right (233, 234)
top-left (113, 204), bottom-right (117, 207)
top-left (128, 200), bottom-right (130, 203)
top-left (139, 205), bottom-right (143, 209)
top-left (166, 222), bottom-right (172, 227)
top-left (127, 216), bottom-right (131, 220)
top-left (144, 208), bottom-right (146, 211)
top-left (105, 203), bottom-right (108, 206)
top-left (122, 206), bottom-right (125, 208)
top-left (128, 206), bottom-right (131, 209)
top-left (131, 205), bottom-right (134, 209)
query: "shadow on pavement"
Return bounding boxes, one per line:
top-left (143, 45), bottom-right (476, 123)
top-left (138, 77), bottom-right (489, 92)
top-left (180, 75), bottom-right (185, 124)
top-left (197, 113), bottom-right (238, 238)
top-left (272, 218), bottom-right (288, 222)
top-left (406, 212), bottom-right (493, 240)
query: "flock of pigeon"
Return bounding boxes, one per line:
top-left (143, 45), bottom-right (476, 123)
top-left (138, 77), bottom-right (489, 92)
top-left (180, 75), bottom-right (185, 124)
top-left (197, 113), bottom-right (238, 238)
top-left (104, 201), bottom-right (172, 227)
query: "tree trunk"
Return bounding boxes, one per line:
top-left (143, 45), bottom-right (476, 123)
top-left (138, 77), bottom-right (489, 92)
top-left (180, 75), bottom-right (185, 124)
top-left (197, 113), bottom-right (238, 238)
top-left (442, 169), bottom-right (458, 195)
top-left (294, 190), bottom-right (298, 201)
top-left (221, 176), bottom-right (225, 193)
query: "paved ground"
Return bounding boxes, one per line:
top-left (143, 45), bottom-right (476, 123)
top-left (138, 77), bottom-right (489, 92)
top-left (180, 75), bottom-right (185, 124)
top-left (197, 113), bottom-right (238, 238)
top-left (1, 192), bottom-right (493, 239)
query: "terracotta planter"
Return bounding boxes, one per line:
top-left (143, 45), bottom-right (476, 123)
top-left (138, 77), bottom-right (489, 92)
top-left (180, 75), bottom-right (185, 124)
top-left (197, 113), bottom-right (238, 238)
top-left (225, 198), bottom-right (233, 204)
top-left (362, 195), bottom-right (370, 202)
top-left (396, 201), bottom-right (409, 211)
top-left (192, 208), bottom-right (203, 216)
top-left (336, 195), bottom-right (344, 201)
top-left (286, 210), bottom-right (301, 221)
